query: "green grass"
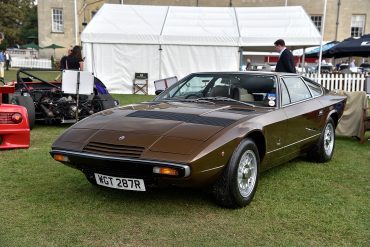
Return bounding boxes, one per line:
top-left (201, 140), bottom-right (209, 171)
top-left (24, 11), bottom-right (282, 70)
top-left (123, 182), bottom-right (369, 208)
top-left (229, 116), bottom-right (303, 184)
top-left (1, 69), bottom-right (369, 246)
top-left (1, 96), bottom-right (369, 246)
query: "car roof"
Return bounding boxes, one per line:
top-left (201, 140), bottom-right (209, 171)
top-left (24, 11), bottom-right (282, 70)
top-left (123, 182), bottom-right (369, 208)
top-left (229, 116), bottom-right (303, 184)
top-left (191, 71), bottom-right (299, 77)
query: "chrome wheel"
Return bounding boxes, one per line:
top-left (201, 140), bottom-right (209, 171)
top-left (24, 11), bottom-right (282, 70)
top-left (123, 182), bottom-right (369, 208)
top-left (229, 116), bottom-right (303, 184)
top-left (237, 150), bottom-right (257, 198)
top-left (324, 122), bottom-right (334, 157)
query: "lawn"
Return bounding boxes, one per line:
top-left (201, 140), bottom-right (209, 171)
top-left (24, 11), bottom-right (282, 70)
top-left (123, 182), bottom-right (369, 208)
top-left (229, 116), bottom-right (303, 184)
top-left (1, 95), bottom-right (369, 246)
top-left (0, 69), bottom-right (369, 246)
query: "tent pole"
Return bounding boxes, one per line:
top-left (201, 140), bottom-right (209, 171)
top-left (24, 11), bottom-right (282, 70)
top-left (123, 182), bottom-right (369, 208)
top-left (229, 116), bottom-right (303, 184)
top-left (159, 45), bottom-right (162, 80)
top-left (74, 0), bottom-right (79, 45)
top-left (239, 47), bottom-right (243, 71)
top-left (302, 48), bottom-right (306, 73)
top-left (318, 0), bottom-right (328, 81)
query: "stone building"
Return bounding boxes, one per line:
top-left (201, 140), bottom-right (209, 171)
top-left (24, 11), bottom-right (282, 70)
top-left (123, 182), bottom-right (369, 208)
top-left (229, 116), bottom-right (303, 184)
top-left (38, 0), bottom-right (369, 59)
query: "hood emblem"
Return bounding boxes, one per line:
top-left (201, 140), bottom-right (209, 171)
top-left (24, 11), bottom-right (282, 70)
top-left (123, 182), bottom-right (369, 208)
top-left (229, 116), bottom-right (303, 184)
top-left (118, 135), bottom-right (126, 141)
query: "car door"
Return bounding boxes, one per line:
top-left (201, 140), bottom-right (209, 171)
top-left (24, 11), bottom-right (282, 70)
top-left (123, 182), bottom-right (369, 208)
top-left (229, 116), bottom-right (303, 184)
top-left (280, 76), bottom-right (323, 157)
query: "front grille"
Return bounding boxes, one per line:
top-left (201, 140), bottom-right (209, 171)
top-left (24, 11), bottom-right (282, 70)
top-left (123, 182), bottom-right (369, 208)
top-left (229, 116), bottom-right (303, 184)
top-left (83, 142), bottom-right (145, 158)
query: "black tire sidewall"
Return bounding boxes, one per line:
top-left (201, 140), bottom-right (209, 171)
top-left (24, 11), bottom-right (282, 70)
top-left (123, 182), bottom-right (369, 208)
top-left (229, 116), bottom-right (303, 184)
top-left (228, 138), bottom-right (260, 207)
top-left (11, 95), bottom-right (36, 129)
top-left (93, 94), bottom-right (116, 111)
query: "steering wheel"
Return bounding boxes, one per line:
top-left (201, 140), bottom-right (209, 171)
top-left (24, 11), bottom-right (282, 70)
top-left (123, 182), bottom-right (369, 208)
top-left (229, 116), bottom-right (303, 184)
top-left (185, 94), bottom-right (201, 99)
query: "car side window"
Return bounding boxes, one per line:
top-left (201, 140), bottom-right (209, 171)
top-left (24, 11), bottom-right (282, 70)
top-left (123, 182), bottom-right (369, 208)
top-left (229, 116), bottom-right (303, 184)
top-left (302, 77), bottom-right (323, 97)
top-left (282, 77), bottom-right (312, 103)
top-left (280, 81), bottom-right (291, 106)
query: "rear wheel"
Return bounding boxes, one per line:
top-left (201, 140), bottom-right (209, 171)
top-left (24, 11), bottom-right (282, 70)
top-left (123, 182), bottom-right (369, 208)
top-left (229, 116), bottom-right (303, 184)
top-left (212, 138), bottom-right (260, 208)
top-left (11, 95), bottom-right (35, 129)
top-left (307, 118), bottom-right (335, 162)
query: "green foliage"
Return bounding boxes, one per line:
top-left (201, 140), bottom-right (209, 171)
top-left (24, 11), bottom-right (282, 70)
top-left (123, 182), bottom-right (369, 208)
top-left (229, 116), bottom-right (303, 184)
top-left (0, 0), bottom-right (35, 49)
top-left (19, 5), bottom-right (38, 45)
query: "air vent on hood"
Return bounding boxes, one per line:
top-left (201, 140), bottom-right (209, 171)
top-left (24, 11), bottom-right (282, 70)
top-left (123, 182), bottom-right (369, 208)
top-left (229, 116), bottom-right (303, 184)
top-left (126, 111), bottom-right (236, 127)
top-left (83, 142), bottom-right (144, 158)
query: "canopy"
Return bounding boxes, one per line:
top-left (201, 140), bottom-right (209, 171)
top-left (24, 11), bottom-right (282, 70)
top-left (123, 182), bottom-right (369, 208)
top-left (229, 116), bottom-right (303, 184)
top-left (82, 4), bottom-right (321, 94)
top-left (43, 44), bottom-right (65, 49)
top-left (326, 34), bottom-right (370, 58)
top-left (21, 42), bottom-right (41, 50)
top-left (304, 41), bottom-right (339, 58)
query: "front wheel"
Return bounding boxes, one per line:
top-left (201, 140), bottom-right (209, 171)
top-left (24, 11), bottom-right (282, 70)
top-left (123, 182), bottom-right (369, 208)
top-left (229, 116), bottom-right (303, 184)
top-left (307, 118), bottom-right (335, 163)
top-left (11, 95), bottom-right (36, 129)
top-left (212, 138), bottom-right (260, 208)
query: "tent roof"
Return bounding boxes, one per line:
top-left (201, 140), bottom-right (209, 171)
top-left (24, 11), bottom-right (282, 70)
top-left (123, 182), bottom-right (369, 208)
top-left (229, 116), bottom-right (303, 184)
top-left (82, 4), bottom-right (321, 48)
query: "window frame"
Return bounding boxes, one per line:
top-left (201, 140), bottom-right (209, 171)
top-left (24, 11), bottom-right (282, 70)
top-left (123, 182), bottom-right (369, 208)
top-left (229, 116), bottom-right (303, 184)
top-left (51, 8), bottom-right (64, 33)
top-left (280, 76), bottom-right (313, 107)
top-left (310, 15), bottom-right (323, 32)
top-left (350, 14), bottom-right (366, 37)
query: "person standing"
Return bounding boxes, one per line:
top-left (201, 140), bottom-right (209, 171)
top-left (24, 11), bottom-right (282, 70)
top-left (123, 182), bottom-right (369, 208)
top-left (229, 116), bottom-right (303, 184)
top-left (0, 50), bottom-right (5, 80)
top-left (60, 48), bottom-right (72, 70)
top-left (350, 59), bottom-right (356, 68)
top-left (5, 51), bottom-right (11, 70)
top-left (66, 45), bottom-right (84, 71)
top-left (274, 39), bottom-right (296, 73)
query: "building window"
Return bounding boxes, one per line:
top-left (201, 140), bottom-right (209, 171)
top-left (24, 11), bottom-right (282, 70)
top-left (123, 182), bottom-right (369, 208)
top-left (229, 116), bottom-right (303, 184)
top-left (52, 8), bottom-right (64, 32)
top-left (351, 15), bottom-right (365, 37)
top-left (311, 15), bottom-right (322, 32)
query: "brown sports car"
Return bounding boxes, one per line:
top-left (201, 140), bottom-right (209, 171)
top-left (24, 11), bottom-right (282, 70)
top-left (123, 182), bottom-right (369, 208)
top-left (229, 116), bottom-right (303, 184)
top-left (51, 72), bottom-right (346, 208)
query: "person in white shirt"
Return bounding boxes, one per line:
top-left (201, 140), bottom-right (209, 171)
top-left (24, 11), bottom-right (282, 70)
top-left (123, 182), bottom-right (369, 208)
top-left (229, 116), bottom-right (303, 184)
top-left (5, 51), bottom-right (10, 71)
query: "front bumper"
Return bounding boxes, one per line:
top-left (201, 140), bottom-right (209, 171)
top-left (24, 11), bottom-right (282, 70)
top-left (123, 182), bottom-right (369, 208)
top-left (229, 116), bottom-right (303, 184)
top-left (50, 149), bottom-right (191, 185)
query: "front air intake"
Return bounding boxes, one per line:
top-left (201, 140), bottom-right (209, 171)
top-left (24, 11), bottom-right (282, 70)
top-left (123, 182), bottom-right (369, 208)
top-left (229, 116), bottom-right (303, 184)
top-left (83, 142), bottom-right (144, 158)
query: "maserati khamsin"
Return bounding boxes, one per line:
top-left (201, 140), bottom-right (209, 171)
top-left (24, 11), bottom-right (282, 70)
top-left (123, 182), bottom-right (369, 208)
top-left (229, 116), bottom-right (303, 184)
top-left (51, 72), bottom-right (346, 208)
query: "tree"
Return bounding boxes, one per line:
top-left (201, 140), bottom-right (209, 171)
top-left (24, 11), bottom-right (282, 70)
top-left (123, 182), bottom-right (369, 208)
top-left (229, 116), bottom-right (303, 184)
top-left (20, 5), bottom-right (38, 45)
top-left (0, 0), bottom-right (35, 49)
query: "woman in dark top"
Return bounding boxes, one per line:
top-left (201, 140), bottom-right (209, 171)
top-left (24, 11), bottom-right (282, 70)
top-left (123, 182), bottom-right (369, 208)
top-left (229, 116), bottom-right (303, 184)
top-left (66, 46), bottom-right (84, 70)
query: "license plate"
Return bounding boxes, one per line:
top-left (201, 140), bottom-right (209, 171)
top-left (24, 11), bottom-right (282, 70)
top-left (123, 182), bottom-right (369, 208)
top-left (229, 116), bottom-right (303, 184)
top-left (94, 173), bottom-right (146, 191)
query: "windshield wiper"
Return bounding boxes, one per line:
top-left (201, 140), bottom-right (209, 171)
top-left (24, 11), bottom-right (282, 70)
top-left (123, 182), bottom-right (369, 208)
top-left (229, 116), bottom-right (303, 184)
top-left (182, 98), bottom-right (215, 104)
top-left (194, 97), bottom-right (255, 107)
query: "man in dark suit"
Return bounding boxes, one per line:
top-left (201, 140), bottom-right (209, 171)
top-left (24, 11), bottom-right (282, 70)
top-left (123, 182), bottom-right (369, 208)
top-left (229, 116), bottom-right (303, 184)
top-left (274, 39), bottom-right (296, 73)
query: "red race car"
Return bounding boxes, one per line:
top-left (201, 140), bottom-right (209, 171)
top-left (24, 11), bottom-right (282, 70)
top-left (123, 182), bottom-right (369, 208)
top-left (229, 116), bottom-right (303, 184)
top-left (0, 85), bottom-right (30, 149)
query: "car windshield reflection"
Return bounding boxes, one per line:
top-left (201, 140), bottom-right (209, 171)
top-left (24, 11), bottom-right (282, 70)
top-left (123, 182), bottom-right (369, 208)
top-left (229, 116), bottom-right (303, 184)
top-left (155, 73), bottom-right (278, 107)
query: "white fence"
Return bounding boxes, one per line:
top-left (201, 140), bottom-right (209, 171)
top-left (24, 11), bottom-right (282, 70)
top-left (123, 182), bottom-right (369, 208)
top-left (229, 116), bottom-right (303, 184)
top-left (302, 73), bottom-right (367, 92)
top-left (11, 57), bottom-right (52, 69)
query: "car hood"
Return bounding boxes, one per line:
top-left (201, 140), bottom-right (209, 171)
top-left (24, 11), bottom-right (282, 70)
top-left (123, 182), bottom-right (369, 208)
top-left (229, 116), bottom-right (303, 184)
top-left (53, 101), bottom-right (264, 156)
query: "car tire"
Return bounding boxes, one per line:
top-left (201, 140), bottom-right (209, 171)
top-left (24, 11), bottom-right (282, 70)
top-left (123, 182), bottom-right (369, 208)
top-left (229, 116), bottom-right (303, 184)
top-left (92, 94), bottom-right (117, 112)
top-left (11, 95), bottom-right (36, 129)
top-left (307, 118), bottom-right (335, 163)
top-left (212, 138), bottom-right (260, 208)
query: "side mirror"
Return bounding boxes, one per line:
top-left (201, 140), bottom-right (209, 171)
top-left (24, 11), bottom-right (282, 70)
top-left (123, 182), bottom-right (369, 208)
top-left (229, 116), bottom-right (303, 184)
top-left (155, 90), bottom-right (164, 95)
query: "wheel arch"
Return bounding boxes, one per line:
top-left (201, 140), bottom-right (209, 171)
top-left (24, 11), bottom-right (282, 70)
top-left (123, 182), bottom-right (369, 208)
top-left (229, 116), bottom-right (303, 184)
top-left (328, 110), bottom-right (339, 127)
top-left (243, 130), bottom-right (266, 162)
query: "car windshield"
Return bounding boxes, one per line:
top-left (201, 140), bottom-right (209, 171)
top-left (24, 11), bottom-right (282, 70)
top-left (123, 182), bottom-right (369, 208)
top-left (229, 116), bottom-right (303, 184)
top-left (155, 73), bottom-right (278, 107)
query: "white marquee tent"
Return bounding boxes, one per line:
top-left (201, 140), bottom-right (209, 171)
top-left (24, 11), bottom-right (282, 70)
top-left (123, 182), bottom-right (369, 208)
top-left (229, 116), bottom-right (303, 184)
top-left (81, 4), bottom-right (321, 94)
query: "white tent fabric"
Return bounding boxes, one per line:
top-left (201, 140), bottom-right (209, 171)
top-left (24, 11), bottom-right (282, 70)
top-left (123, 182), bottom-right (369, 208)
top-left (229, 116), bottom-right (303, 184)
top-left (82, 4), bottom-right (321, 94)
top-left (236, 6), bottom-right (321, 48)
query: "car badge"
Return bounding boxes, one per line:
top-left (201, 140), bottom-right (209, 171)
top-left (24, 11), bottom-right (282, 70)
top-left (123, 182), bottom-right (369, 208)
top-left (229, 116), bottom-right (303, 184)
top-left (118, 136), bottom-right (126, 141)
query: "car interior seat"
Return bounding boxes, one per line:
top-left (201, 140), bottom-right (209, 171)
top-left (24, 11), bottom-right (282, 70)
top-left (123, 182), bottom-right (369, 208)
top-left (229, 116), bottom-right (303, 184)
top-left (209, 85), bottom-right (230, 97)
top-left (233, 88), bottom-right (254, 102)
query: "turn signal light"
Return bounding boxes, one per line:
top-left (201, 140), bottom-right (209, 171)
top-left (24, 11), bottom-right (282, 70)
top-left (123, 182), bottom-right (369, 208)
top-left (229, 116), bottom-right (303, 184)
top-left (11, 113), bottom-right (23, 124)
top-left (153, 167), bottom-right (179, 176)
top-left (53, 154), bottom-right (70, 162)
